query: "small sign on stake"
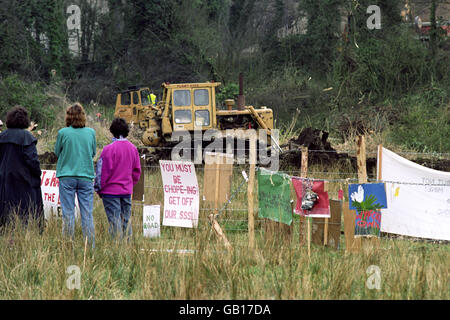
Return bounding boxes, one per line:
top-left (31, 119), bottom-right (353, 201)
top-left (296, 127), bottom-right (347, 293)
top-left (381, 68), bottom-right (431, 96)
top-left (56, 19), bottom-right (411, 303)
top-left (143, 205), bottom-right (161, 238)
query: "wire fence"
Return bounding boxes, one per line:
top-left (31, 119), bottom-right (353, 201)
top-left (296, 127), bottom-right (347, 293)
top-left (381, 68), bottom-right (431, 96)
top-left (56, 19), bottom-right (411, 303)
top-left (36, 147), bottom-right (450, 245)
top-left (133, 145), bottom-right (450, 157)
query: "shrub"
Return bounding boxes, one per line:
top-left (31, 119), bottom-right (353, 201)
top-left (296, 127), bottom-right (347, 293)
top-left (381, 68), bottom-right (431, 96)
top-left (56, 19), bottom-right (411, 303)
top-left (388, 86), bottom-right (450, 153)
top-left (0, 75), bottom-right (55, 128)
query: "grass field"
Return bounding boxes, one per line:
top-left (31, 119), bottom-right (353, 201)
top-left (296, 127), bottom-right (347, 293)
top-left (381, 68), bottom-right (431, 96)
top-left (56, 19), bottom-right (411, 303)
top-left (0, 166), bottom-right (448, 300)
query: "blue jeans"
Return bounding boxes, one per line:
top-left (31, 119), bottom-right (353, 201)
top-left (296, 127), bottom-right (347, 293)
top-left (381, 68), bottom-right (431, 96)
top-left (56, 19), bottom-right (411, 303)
top-left (59, 178), bottom-right (95, 248)
top-left (102, 197), bottom-right (132, 239)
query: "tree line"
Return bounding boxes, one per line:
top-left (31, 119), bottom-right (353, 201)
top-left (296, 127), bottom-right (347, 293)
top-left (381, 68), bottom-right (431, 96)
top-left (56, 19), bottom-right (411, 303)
top-left (0, 0), bottom-right (448, 151)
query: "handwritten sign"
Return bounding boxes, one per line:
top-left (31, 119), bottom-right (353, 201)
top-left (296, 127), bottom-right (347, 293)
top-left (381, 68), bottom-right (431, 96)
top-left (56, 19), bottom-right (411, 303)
top-left (40, 170), bottom-right (60, 206)
top-left (159, 160), bottom-right (199, 228)
top-left (257, 168), bottom-right (292, 225)
top-left (354, 210), bottom-right (382, 237)
top-left (40, 170), bottom-right (80, 220)
top-left (380, 147), bottom-right (450, 240)
top-left (143, 205), bottom-right (161, 238)
top-left (348, 183), bottom-right (387, 238)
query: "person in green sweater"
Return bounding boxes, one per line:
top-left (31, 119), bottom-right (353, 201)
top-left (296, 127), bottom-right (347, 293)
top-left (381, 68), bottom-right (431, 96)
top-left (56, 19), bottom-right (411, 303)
top-left (55, 103), bottom-right (96, 247)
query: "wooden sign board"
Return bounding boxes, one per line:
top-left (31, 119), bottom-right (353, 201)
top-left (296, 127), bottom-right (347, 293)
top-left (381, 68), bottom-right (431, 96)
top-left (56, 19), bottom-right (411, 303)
top-left (132, 156), bottom-right (145, 201)
top-left (342, 201), bottom-right (361, 252)
top-left (311, 200), bottom-right (342, 249)
top-left (264, 217), bottom-right (293, 245)
top-left (203, 152), bottom-right (233, 206)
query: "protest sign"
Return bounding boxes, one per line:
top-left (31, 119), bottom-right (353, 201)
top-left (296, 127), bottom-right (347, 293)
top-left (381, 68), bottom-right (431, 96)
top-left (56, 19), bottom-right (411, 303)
top-left (379, 147), bottom-right (450, 240)
top-left (349, 183), bottom-right (387, 237)
top-left (40, 170), bottom-right (80, 220)
top-left (257, 168), bottom-right (292, 226)
top-left (143, 205), bottom-right (161, 238)
top-left (160, 160), bottom-right (199, 228)
top-left (292, 178), bottom-right (330, 218)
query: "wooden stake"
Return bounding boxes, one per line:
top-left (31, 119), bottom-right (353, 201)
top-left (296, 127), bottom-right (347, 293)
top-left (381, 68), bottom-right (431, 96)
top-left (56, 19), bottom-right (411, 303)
top-left (83, 236), bottom-right (88, 270)
top-left (214, 161), bottom-right (220, 215)
top-left (248, 135), bottom-right (256, 249)
top-left (301, 146), bottom-right (308, 178)
top-left (307, 217), bottom-right (311, 258)
top-left (377, 144), bottom-right (383, 181)
top-left (323, 181), bottom-right (329, 246)
top-left (209, 214), bottom-right (232, 250)
top-left (356, 136), bottom-right (380, 251)
top-left (357, 136), bottom-right (368, 184)
top-left (300, 146), bottom-right (308, 246)
top-left (374, 144), bottom-right (383, 250)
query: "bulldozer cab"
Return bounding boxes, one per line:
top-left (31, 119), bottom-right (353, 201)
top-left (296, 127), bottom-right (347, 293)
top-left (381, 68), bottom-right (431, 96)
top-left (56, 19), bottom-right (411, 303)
top-left (114, 86), bottom-right (153, 124)
top-left (161, 82), bottom-right (220, 132)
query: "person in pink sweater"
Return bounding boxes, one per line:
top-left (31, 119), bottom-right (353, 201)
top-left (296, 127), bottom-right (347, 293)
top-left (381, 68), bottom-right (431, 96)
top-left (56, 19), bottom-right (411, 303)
top-left (95, 118), bottom-right (141, 239)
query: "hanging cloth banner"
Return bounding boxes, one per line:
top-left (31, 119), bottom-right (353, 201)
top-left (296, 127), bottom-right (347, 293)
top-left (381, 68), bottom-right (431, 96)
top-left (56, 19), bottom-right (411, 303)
top-left (379, 147), bottom-right (450, 241)
top-left (257, 168), bottom-right (292, 226)
top-left (292, 178), bottom-right (330, 218)
top-left (349, 183), bottom-right (387, 237)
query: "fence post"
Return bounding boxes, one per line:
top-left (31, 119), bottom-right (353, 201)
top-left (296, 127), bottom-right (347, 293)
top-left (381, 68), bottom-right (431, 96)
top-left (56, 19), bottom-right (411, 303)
top-left (214, 161), bottom-right (220, 216)
top-left (299, 146), bottom-right (308, 246)
top-left (356, 135), bottom-right (380, 251)
top-left (248, 135), bottom-right (256, 249)
top-left (209, 214), bottom-right (233, 250)
top-left (323, 181), bottom-right (329, 246)
top-left (299, 146), bottom-right (312, 257)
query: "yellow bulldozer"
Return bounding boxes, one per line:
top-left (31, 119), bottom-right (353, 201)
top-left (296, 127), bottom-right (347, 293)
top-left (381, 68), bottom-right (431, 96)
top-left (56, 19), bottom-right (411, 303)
top-left (114, 79), bottom-right (278, 157)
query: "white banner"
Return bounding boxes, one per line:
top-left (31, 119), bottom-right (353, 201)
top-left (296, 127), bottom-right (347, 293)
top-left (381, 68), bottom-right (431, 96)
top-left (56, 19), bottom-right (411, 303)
top-left (379, 147), bottom-right (450, 240)
top-left (159, 160), bottom-right (199, 228)
top-left (40, 170), bottom-right (80, 220)
top-left (143, 205), bottom-right (161, 238)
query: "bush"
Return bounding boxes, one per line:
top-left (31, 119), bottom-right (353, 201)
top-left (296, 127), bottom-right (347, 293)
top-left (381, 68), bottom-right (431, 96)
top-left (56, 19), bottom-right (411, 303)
top-left (388, 86), bottom-right (450, 153)
top-left (333, 26), bottom-right (436, 104)
top-left (0, 75), bottom-right (55, 128)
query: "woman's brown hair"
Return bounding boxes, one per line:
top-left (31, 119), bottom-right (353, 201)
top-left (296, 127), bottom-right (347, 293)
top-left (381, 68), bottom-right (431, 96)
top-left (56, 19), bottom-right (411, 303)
top-left (65, 103), bottom-right (86, 128)
top-left (6, 105), bottom-right (30, 129)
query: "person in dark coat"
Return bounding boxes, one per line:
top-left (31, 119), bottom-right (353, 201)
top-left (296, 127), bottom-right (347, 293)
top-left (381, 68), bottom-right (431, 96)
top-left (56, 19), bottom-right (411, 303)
top-left (0, 106), bottom-right (44, 231)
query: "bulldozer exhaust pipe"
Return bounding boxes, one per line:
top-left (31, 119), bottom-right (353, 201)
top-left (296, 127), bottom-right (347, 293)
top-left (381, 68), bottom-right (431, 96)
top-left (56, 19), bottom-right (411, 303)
top-left (237, 73), bottom-right (245, 110)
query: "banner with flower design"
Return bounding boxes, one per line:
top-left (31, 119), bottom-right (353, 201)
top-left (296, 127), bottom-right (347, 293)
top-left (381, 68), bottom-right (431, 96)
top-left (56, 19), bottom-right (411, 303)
top-left (349, 183), bottom-right (387, 237)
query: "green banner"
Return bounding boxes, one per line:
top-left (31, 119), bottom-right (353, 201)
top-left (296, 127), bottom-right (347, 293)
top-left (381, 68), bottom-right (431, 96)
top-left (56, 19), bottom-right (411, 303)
top-left (257, 168), bottom-right (292, 225)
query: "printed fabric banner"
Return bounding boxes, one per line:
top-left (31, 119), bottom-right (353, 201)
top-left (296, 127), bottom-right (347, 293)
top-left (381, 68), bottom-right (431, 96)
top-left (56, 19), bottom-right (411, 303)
top-left (349, 183), bottom-right (387, 237)
top-left (379, 147), bottom-right (450, 241)
top-left (292, 178), bottom-right (330, 218)
top-left (160, 160), bottom-right (199, 228)
top-left (257, 168), bottom-right (292, 225)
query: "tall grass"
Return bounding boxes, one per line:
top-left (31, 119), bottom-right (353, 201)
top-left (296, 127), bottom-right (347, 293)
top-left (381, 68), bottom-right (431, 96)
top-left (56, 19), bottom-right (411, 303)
top-left (0, 167), bottom-right (448, 300)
